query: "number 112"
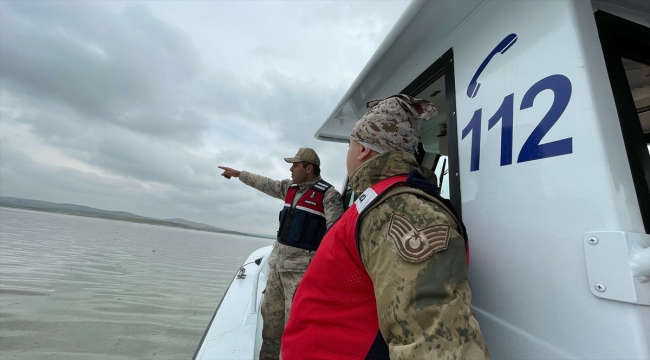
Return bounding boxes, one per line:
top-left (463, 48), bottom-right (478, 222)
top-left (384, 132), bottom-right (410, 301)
top-left (461, 74), bottom-right (573, 172)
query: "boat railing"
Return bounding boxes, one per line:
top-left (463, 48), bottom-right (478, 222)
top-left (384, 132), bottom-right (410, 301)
top-left (249, 249), bottom-right (270, 314)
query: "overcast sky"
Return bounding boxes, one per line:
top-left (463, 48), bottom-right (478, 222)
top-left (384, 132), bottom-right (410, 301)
top-left (0, 1), bottom-right (410, 235)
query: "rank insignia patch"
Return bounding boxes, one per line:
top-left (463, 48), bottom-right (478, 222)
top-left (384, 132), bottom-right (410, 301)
top-left (387, 214), bottom-right (450, 262)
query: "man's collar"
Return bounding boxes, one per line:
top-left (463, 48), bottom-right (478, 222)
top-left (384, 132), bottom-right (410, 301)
top-left (348, 151), bottom-right (418, 195)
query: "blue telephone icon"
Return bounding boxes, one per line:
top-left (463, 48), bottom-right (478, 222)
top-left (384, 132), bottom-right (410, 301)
top-left (466, 33), bottom-right (518, 98)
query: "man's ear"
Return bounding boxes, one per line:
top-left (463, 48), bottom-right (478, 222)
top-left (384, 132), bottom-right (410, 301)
top-left (306, 164), bottom-right (313, 174)
top-left (357, 144), bottom-right (375, 161)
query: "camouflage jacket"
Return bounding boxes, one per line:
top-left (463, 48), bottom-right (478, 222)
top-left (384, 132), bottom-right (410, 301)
top-left (239, 171), bottom-right (344, 272)
top-left (349, 151), bottom-right (489, 359)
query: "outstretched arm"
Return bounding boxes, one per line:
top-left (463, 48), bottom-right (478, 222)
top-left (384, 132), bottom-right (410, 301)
top-left (219, 165), bottom-right (291, 201)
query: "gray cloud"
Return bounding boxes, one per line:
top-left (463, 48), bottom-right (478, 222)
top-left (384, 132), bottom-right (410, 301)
top-left (0, 1), bottom-right (408, 234)
top-left (1, 1), bottom-right (205, 142)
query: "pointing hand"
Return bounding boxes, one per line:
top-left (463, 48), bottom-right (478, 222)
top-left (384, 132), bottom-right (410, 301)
top-left (218, 166), bottom-right (241, 179)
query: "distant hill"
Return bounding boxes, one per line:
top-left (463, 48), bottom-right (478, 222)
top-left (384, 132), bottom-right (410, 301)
top-left (163, 218), bottom-right (227, 231)
top-left (0, 196), bottom-right (274, 239)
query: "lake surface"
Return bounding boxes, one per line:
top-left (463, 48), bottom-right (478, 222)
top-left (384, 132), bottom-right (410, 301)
top-left (0, 207), bottom-right (273, 360)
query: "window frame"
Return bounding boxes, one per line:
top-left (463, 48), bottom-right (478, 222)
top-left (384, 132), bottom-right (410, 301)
top-left (401, 49), bottom-right (461, 216)
top-left (596, 11), bottom-right (650, 233)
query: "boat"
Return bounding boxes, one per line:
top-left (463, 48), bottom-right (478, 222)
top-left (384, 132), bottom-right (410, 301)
top-left (195, 0), bottom-right (650, 358)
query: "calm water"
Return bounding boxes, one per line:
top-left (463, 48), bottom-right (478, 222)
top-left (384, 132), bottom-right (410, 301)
top-left (0, 207), bottom-right (273, 360)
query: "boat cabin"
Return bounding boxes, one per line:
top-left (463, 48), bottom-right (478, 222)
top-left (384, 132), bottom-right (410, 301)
top-left (316, 0), bottom-right (650, 358)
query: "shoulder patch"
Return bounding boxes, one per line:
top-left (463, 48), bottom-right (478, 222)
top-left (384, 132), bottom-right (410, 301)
top-left (386, 214), bottom-right (450, 262)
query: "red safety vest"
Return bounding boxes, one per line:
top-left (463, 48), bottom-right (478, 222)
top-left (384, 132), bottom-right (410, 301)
top-left (282, 173), bottom-right (468, 359)
top-left (277, 180), bottom-right (331, 251)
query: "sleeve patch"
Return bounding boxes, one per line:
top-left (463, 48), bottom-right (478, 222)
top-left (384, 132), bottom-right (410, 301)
top-left (386, 214), bottom-right (450, 262)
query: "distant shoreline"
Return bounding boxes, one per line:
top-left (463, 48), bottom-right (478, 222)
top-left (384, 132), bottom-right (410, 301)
top-left (0, 202), bottom-right (274, 240)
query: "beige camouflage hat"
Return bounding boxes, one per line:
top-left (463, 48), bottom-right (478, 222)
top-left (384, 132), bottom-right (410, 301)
top-left (350, 94), bottom-right (438, 154)
top-left (284, 147), bottom-right (321, 166)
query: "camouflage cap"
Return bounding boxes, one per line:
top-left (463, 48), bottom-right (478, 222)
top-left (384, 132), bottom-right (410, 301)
top-left (284, 147), bottom-right (321, 166)
top-left (350, 94), bottom-right (438, 154)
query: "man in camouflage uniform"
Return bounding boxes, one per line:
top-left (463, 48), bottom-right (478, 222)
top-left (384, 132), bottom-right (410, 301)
top-left (282, 95), bottom-right (489, 359)
top-left (219, 148), bottom-right (344, 360)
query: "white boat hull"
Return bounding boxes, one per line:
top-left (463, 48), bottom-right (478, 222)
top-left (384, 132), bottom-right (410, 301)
top-left (193, 246), bottom-right (272, 360)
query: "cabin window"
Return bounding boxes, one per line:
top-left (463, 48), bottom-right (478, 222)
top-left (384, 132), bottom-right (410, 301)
top-left (413, 75), bottom-right (450, 199)
top-left (402, 49), bottom-right (460, 213)
top-left (596, 11), bottom-right (650, 233)
top-left (622, 58), bottom-right (650, 151)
